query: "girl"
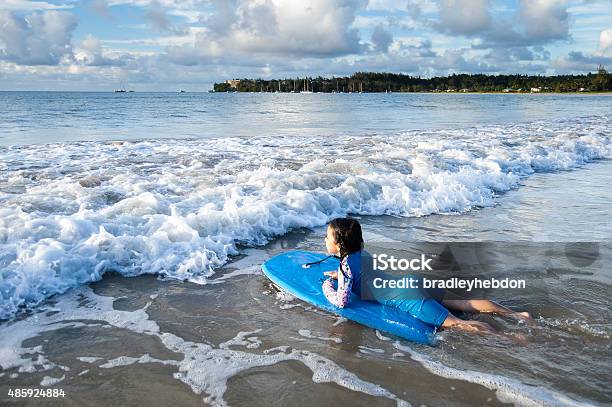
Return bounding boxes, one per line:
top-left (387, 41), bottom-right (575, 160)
top-left (321, 217), bottom-right (531, 333)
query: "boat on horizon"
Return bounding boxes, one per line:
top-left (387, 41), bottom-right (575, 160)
top-left (114, 81), bottom-right (134, 93)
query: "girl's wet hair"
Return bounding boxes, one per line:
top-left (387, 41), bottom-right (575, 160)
top-left (328, 218), bottom-right (364, 258)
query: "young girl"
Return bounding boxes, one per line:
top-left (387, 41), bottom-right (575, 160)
top-left (321, 217), bottom-right (531, 333)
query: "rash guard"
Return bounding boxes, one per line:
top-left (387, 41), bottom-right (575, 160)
top-left (321, 251), bottom-right (361, 308)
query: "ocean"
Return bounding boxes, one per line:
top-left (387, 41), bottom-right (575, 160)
top-left (0, 92), bottom-right (610, 406)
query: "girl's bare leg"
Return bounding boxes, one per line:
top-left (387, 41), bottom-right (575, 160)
top-left (442, 299), bottom-right (531, 321)
top-left (440, 313), bottom-right (529, 343)
top-left (440, 313), bottom-right (496, 334)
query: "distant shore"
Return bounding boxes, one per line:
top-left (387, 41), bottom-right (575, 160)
top-left (214, 70), bottom-right (611, 94)
top-left (207, 90), bottom-right (612, 95)
top-left (1, 90), bottom-right (611, 95)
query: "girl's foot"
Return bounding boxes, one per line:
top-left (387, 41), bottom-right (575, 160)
top-left (462, 320), bottom-right (497, 334)
top-left (511, 311), bottom-right (533, 322)
top-left (441, 314), bottom-right (496, 334)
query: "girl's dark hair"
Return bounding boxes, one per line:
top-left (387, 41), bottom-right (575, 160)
top-left (328, 218), bottom-right (364, 258)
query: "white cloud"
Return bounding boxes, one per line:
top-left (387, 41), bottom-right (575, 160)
top-left (553, 27), bottom-right (612, 72)
top-left (0, 0), bottom-right (74, 11)
top-left (598, 29), bottom-right (612, 56)
top-left (1, 0), bottom-right (610, 88)
top-left (519, 0), bottom-right (570, 42)
top-left (392, 36), bottom-right (435, 58)
top-left (435, 0), bottom-right (491, 36)
top-left (165, 0), bottom-right (368, 65)
top-left (434, 0), bottom-right (573, 49)
top-left (553, 50), bottom-right (612, 72)
top-left (371, 25), bottom-right (393, 52)
top-left (432, 48), bottom-right (493, 72)
top-left (0, 10), bottom-right (77, 65)
top-left (551, 25), bottom-right (612, 72)
top-left (353, 14), bottom-right (418, 31)
top-left (74, 34), bottom-right (128, 66)
top-left (366, 0), bottom-right (437, 16)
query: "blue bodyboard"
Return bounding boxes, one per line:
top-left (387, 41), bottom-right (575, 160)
top-left (262, 251), bottom-right (437, 345)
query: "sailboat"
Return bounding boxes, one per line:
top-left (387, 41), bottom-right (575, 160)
top-left (114, 81), bottom-right (133, 93)
top-left (114, 80), bottom-right (126, 93)
top-left (300, 78), bottom-right (313, 93)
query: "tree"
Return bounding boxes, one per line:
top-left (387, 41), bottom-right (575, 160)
top-left (213, 82), bottom-right (233, 92)
top-left (592, 65), bottom-right (610, 91)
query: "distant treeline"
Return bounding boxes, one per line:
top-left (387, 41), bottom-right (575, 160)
top-left (214, 67), bottom-right (611, 93)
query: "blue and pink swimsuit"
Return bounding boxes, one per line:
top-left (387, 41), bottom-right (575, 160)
top-left (321, 251), bottom-right (449, 327)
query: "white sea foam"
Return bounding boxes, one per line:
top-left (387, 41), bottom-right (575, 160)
top-left (40, 374), bottom-right (65, 386)
top-left (392, 341), bottom-right (589, 407)
top-left (99, 354), bottom-right (178, 368)
top-left (358, 345), bottom-right (385, 354)
top-left (279, 303), bottom-right (300, 310)
top-left (0, 116), bottom-right (611, 319)
top-left (76, 356), bottom-right (103, 364)
top-left (298, 328), bottom-right (343, 344)
top-left (205, 249), bottom-right (267, 285)
top-left (375, 330), bottom-right (392, 341)
top-left (275, 289), bottom-right (296, 303)
top-left (541, 317), bottom-right (611, 339)
top-left (0, 287), bottom-right (409, 407)
top-left (219, 329), bottom-right (263, 349)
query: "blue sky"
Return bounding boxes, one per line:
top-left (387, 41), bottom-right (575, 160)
top-left (0, 0), bottom-right (611, 90)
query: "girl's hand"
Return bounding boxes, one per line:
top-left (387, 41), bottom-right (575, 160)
top-left (324, 271), bottom-right (338, 280)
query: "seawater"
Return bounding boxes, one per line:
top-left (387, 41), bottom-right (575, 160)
top-left (0, 92), bottom-right (610, 406)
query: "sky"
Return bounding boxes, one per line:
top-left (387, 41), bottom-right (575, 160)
top-left (0, 0), bottom-right (611, 91)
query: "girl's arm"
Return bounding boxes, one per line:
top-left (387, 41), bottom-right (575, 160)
top-left (322, 260), bottom-right (353, 308)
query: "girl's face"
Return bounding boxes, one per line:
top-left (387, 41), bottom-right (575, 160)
top-left (325, 225), bottom-right (340, 255)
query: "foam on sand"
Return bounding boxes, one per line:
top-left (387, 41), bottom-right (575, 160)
top-left (76, 356), bottom-right (103, 363)
top-left (391, 341), bottom-right (590, 407)
top-left (298, 328), bottom-right (343, 344)
top-left (40, 374), bottom-right (65, 386)
top-left (0, 284), bottom-right (593, 407)
top-left (99, 354), bottom-right (178, 369)
top-left (0, 287), bottom-right (410, 406)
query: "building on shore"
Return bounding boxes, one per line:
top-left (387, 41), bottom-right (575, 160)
top-left (225, 80), bottom-right (241, 89)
